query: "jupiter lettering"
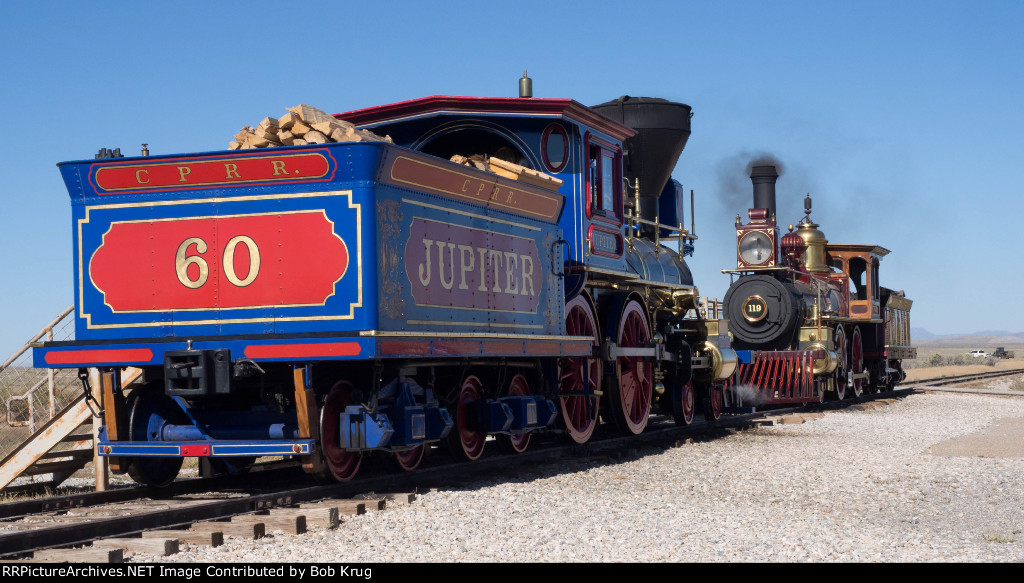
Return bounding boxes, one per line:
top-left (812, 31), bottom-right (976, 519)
top-left (404, 217), bottom-right (542, 313)
top-left (416, 238), bottom-right (535, 296)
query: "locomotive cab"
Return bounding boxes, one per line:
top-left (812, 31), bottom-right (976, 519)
top-left (343, 93), bottom-right (736, 436)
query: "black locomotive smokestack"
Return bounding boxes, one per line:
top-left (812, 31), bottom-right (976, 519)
top-left (749, 165), bottom-right (778, 219)
top-left (590, 96), bottom-right (692, 228)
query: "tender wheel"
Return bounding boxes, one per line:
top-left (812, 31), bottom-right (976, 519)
top-left (125, 384), bottom-right (186, 488)
top-left (701, 382), bottom-right (724, 423)
top-left (832, 326), bottom-right (848, 401)
top-left (391, 445), bottom-right (425, 472)
top-left (850, 326), bottom-right (865, 399)
top-left (560, 294), bottom-right (601, 444)
top-left (321, 380), bottom-right (363, 482)
top-left (607, 299), bottom-right (653, 435)
top-left (447, 375), bottom-right (486, 461)
top-left (672, 380), bottom-right (695, 426)
top-left (498, 374), bottom-right (531, 454)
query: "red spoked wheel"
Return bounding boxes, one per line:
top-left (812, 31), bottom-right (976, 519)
top-left (672, 380), bottom-right (695, 426)
top-left (497, 374), bottom-right (531, 454)
top-left (608, 300), bottom-right (653, 435)
top-left (447, 375), bottom-right (486, 461)
top-left (702, 382), bottom-right (724, 423)
top-left (850, 326), bottom-right (865, 399)
top-left (392, 445), bottom-right (425, 472)
top-left (321, 380), bottom-right (362, 482)
top-left (560, 295), bottom-right (601, 444)
top-left (833, 326), bottom-right (848, 401)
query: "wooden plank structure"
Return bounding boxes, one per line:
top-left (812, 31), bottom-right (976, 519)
top-left (0, 368), bottom-right (142, 492)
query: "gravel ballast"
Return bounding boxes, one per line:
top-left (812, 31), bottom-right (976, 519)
top-left (136, 391), bottom-right (1024, 562)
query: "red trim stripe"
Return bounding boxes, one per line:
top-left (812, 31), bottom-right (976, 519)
top-left (45, 348), bottom-right (153, 365)
top-left (244, 342), bottom-right (361, 359)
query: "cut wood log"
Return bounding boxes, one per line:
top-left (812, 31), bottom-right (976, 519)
top-left (257, 117), bottom-right (279, 131)
top-left (234, 126), bottom-right (257, 143)
top-left (304, 129), bottom-right (328, 144)
top-left (489, 157), bottom-right (564, 191)
top-left (255, 125), bottom-right (280, 142)
top-left (287, 104), bottom-right (337, 127)
top-left (290, 120), bottom-right (311, 136)
top-left (278, 130), bottom-right (296, 145)
top-left (331, 127), bottom-right (361, 142)
top-left (292, 138), bottom-right (308, 146)
top-left (240, 133), bottom-right (270, 149)
top-left (278, 112), bottom-right (301, 130)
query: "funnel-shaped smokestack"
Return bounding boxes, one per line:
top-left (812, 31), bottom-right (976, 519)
top-left (591, 96), bottom-right (692, 226)
top-left (750, 165), bottom-right (778, 219)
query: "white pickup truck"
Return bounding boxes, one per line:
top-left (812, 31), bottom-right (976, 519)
top-left (968, 350), bottom-right (989, 358)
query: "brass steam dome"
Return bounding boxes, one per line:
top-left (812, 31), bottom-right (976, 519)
top-left (796, 194), bottom-right (829, 272)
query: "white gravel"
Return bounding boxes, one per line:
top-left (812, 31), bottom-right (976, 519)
top-left (135, 391), bottom-right (1024, 563)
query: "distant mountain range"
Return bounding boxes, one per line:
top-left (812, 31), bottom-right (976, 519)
top-left (912, 327), bottom-right (1024, 346)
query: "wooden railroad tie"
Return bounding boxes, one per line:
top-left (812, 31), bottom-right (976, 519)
top-left (191, 519), bottom-right (265, 540)
top-left (141, 529), bottom-right (224, 547)
top-left (300, 499), bottom-right (370, 515)
top-left (249, 511), bottom-right (307, 535)
top-left (379, 492), bottom-right (418, 507)
top-left (32, 547), bottom-right (123, 563)
top-left (268, 507), bottom-right (339, 530)
top-left (92, 537), bottom-right (179, 557)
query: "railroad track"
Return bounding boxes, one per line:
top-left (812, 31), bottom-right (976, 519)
top-left (903, 367), bottom-right (1024, 390)
top-left (0, 385), bottom-right (929, 562)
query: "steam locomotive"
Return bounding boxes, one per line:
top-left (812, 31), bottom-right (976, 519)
top-left (722, 165), bottom-right (916, 406)
top-left (32, 80), bottom-right (736, 486)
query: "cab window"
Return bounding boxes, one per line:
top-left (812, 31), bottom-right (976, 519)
top-left (586, 134), bottom-right (622, 221)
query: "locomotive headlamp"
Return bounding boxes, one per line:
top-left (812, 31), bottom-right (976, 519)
top-left (739, 231), bottom-right (773, 265)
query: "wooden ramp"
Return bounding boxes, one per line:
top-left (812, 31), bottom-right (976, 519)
top-left (0, 369), bottom-right (141, 492)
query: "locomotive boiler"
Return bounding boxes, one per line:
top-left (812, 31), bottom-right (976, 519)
top-left (722, 165), bottom-right (916, 405)
top-left (32, 80), bottom-right (734, 487)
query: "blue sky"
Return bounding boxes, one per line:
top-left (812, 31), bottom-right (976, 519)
top-left (1, 1), bottom-right (1022, 357)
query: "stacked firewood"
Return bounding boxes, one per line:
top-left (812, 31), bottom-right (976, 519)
top-left (450, 154), bottom-right (564, 192)
top-left (229, 104), bottom-right (392, 150)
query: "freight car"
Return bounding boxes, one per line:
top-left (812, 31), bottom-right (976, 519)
top-left (721, 165), bottom-right (916, 406)
top-left (33, 79), bottom-right (734, 486)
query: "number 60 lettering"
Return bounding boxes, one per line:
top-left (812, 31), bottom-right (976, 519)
top-left (175, 236), bottom-right (261, 289)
